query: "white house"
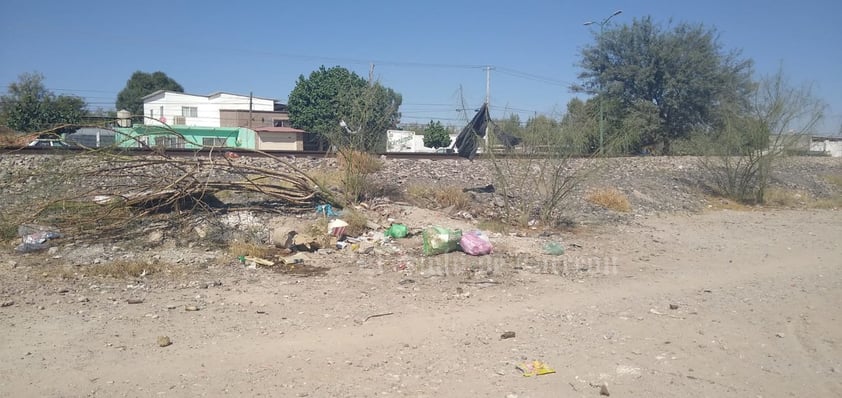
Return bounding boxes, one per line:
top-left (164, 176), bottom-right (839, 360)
top-left (142, 91), bottom-right (279, 128)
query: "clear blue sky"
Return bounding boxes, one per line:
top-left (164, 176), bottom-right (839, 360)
top-left (2, 0), bottom-right (840, 134)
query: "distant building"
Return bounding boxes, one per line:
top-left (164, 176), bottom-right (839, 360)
top-left (114, 124), bottom-right (305, 151)
top-left (65, 127), bottom-right (116, 147)
top-left (810, 136), bottom-right (842, 157)
top-left (386, 129), bottom-right (458, 153)
top-left (142, 91), bottom-right (290, 129)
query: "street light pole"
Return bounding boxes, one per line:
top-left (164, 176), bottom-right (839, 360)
top-left (584, 10), bottom-right (622, 155)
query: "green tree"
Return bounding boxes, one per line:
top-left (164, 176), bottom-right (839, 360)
top-left (0, 72), bottom-right (88, 134)
top-left (116, 71), bottom-right (184, 116)
top-left (577, 16), bottom-right (755, 154)
top-left (422, 120), bottom-right (451, 149)
top-left (288, 65), bottom-right (401, 152)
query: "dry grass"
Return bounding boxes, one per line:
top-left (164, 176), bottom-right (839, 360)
top-left (338, 149), bottom-right (383, 175)
top-left (705, 196), bottom-right (753, 211)
top-left (341, 208), bottom-right (369, 236)
top-left (405, 184), bottom-right (471, 210)
top-left (227, 241), bottom-right (273, 258)
top-left (477, 219), bottom-right (509, 233)
top-left (824, 174), bottom-right (842, 189)
top-left (83, 260), bottom-right (165, 278)
top-left (585, 188), bottom-right (632, 212)
top-left (763, 187), bottom-right (810, 207)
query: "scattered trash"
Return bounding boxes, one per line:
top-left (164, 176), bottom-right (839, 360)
top-left (157, 336), bottom-right (172, 347)
top-left (222, 151), bottom-right (240, 159)
top-left (516, 360), bottom-right (555, 377)
top-left (776, 332), bottom-right (785, 338)
top-left (459, 230), bottom-right (493, 256)
top-left (280, 253), bottom-right (307, 265)
top-left (244, 256), bottom-right (275, 267)
top-left (15, 225), bottom-right (63, 253)
top-left (543, 242), bottom-right (565, 255)
top-left (384, 223), bottom-right (409, 239)
top-left (1, 301), bottom-right (14, 308)
top-left (500, 331), bottom-right (516, 339)
top-left (336, 241), bottom-right (350, 250)
top-left (185, 306), bottom-right (200, 312)
top-left (315, 204), bottom-right (339, 217)
top-left (328, 219), bottom-right (348, 237)
top-left (422, 227), bottom-right (462, 256)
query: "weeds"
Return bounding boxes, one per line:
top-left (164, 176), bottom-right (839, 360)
top-left (405, 184), bottom-right (471, 210)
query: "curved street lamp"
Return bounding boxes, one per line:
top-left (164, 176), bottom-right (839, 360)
top-left (584, 10), bottom-right (622, 155)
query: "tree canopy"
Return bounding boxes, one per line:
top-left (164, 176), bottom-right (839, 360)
top-left (116, 71), bottom-right (184, 116)
top-left (288, 65), bottom-right (401, 152)
top-left (0, 72), bottom-right (88, 134)
top-left (576, 16), bottom-right (754, 154)
top-left (422, 120), bottom-right (451, 149)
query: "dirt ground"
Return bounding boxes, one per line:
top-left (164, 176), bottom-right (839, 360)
top-left (0, 207), bottom-right (840, 397)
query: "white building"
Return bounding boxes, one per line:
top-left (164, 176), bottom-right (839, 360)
top-left (142, 91), bottom-right (279, 127)
top-left (387, 129), bottom-right (459, 153)
top-left (810, 136), bottom-right (842, 157)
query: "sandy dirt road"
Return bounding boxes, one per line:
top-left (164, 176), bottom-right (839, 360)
top-left (1, 209), bottom-right (840, 397)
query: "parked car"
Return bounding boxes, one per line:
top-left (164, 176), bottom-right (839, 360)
top-left (27, 139), bottom-right (71, 148)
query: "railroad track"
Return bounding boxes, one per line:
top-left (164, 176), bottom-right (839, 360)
top-left (0, 146), bottom-right (466, 160)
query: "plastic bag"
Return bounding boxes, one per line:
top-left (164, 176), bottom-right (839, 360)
top-left (384, 223), bottom-right (408, 239)
top-left (459, 231), bottom-right (493, 256)
top-left (422, 227), bottom-right (462, 256)
top-left (543, 242), bottom-right (565, 255)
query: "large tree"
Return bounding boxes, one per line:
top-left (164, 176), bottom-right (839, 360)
top-left (0, 72), bottom-right (88, 134)
top-left (288, 65), bottom-right (401, 152)
top-left (116, 71), bottom-right (184, 116)
top-left (577, 16), bottom-right (754, 154)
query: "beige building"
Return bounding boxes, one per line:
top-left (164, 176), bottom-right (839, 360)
top-left (253, 126), bottom-right (305, 151)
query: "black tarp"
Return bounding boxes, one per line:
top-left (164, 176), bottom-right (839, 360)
top-left (452, 103), bottom-right (522, 160)
top-left (452, 103), bottom-right (490, 160)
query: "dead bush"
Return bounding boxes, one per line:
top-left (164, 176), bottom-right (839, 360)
top-left (586, 188), bottom-right (632, 212)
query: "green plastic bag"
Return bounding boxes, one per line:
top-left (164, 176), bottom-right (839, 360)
top-left (543, 242), bottom-right (565, 255)
top-left (422, 227), bottom-right (462, 256)
top-left (384, 223), bottom-right (409, 239)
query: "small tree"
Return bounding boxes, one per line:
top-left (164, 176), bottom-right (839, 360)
top-left (422, 120), bottom-right (451, 149)
top-left (699, 68), bottom-right (825, 203)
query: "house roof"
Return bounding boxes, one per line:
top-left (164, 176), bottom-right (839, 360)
top-left (142, 90), bottom-right (277, 102)
top-left (253, 126), bottom-right (306, 134)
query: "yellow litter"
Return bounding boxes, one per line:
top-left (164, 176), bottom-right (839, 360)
top-left (516, 360), bottom-right (556, 377)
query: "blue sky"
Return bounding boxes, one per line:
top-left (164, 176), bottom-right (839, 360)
top-left (1, 0), bottom-right (840, 133)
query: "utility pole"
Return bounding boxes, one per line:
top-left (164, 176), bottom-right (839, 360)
top-left (369, 63), bottom-right (374, 85)
top-left (248, 91), bottom-right (253, 129)
top-left (485, 65), bottom-right (492, 105)
top-left (584, 10), bottom-right (623, 155)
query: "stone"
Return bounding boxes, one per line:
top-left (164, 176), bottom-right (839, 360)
top-left (77, 296), bottom-right (89, 303)
top-left (157, 336), bottom-right (172, 347)
top-left (185, 305), bottom-right (200, 311)
top-left (127, 298), bottom-right (144, 304)
top-left (599, 382), bottom-right (610, 396)
top-left (1, 301), bottom-right (14, 307)
top-left (500, 331), bottom-right (516, 340)
top-left (669, 303), bottom-right (679, 310)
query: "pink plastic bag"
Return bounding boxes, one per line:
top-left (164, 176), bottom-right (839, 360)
top-left (459, 231), bottom-right (493, 256)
